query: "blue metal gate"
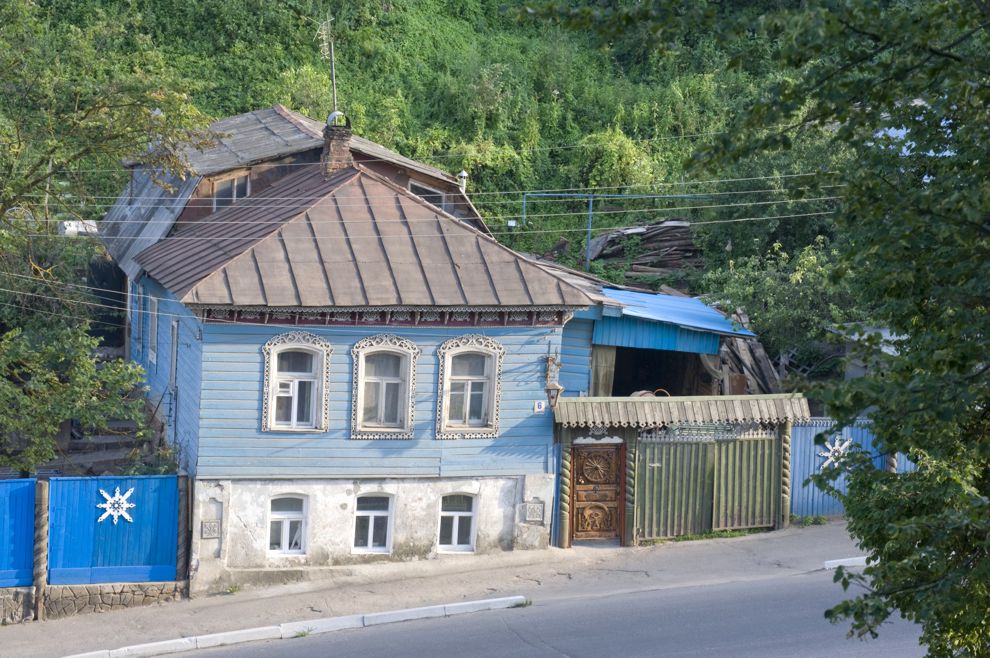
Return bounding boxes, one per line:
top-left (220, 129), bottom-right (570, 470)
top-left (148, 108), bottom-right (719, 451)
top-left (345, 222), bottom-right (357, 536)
top-left (48, 475), bottom-right (178, 584)
top-left (0, 479), bottom-right (36, 587)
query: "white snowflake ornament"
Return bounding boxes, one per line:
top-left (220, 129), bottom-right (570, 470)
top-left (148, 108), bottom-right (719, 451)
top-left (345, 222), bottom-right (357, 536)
top-left (97, 486), bottom-right (136, 524)
top-left (818, 437), bottom-right (853, 471)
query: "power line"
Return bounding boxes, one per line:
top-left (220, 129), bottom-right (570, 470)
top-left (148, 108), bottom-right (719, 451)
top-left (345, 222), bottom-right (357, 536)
top-left (22, 209), bottom-right (836, 243)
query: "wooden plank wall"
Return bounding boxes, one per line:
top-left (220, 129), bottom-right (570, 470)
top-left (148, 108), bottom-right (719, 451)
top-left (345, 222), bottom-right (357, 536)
top-left (559, 318), bottom-right (593, 397)
top-left (196, 324), bottom-right (562, 479)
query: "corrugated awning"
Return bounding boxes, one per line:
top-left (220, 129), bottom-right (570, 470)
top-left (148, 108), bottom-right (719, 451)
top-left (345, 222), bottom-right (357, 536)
top-left (601, 288), bottom-right (756, 338)
top-left (554, 394), bottom-right (810, 428)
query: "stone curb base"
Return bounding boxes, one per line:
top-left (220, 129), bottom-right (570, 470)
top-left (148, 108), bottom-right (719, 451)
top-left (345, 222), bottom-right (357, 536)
top-left (63, 595), bottom-right (528, 658)
top-left (823, 556), bottom-right (867, 569)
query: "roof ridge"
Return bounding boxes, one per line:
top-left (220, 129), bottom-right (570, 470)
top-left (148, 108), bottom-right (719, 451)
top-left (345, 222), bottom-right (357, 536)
top-left (271, 104), bottom-right (324, 139)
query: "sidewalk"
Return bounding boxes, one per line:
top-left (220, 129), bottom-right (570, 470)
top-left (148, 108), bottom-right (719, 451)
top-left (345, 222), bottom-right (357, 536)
top-left (3, 521), bottom-right (859, 658)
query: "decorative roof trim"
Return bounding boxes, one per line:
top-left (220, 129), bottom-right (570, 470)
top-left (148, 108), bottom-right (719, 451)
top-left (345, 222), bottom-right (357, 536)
top-left (554, 395), bottom-right (811, 429)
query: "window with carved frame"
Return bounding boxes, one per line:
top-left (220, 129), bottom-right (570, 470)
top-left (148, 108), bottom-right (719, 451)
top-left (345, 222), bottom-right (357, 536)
top-left (262, 332), bottom-right (332, 432)
top-left (351, 334), bottom-right (420, 439)
top-left (436, 335), bottom-right (504, 439)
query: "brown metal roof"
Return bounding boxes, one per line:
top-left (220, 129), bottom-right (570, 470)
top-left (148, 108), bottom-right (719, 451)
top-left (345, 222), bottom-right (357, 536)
top-left (554, 394), bottom-right (810, 428)
top-left (135, 165), bottom-right (591, 309)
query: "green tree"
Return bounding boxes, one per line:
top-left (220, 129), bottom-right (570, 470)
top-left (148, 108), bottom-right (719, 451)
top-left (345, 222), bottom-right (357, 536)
top-left (0, 0), bottom-right (208, 472)
top-left (701, 238), bottom-right (861, 377)
top-left (532, 1), bottom-right (990, 653)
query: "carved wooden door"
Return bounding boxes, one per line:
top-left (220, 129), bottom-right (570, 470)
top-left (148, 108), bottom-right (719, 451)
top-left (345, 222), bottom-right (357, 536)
top-left (572, 444), bottom-right (623, 541)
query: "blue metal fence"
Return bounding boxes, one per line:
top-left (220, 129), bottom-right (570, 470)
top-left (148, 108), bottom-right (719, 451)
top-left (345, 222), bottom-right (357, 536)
top-left (791, 418), bottom-right (911, 517)
top-left (48, 475), bottom-right (178, 585)
top-left (0, 479), bottom-right (36, 587)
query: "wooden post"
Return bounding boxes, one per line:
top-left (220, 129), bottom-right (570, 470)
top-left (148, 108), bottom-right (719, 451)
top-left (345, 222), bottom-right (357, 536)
top-left (558, 432), bottom-right (573, 548)
top-left (176, 475), bottom-right (189, 581)
top-left (780, 419), bottom-right (792, 529)
top-left (33, 479), bottom-right (49, 622)
top-left (886, 453), bottom-right (898, 473)
top-left (624, 428), bottom-right (637, 546)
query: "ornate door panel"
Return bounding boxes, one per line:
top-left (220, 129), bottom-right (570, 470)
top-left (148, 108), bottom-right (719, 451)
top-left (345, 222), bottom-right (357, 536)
top-left (572, 444), bottom-right (623, 540)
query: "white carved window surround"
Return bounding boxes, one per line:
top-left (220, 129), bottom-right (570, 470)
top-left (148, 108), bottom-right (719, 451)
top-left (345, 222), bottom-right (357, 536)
top-left (351, 334), bottom-right (420, 439)
top-left (436, 335), bottom-right (504, 439)
top-left (262, 332), bottom-right (332, 432)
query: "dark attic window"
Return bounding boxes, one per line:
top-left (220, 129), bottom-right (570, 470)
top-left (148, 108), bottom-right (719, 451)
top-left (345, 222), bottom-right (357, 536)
top-left (213, 174), bottom-right (249, 210)
top-left (409, 182), bottom-right (444, 209)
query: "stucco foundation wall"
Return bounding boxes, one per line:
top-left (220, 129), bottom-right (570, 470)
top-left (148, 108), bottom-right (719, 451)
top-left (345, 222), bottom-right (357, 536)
top-left (190, 475), bottom-right (554, 595)
top-left (0, 587), bottom-right (34, 624)
top-left (44, 582), bottom-right (184, 620)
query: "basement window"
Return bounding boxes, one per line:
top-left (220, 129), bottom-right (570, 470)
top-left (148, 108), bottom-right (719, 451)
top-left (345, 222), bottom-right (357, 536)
top-left (269, 496), bottom-right (306, 554)
top-left (353, 495), bottom-right (393, 553)
top-left (438, 494), bottom-right (475, 552)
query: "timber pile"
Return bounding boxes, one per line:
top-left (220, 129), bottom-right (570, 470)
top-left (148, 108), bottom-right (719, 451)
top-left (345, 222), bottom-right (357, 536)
top-left (587, 219), bottom-right (701, 279)
top-left (720, 309), bottom-right (782, 394)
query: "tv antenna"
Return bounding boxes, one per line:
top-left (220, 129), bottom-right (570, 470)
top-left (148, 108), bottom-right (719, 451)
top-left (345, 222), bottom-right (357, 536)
top-left (316, 13), bottom-right (338, 113)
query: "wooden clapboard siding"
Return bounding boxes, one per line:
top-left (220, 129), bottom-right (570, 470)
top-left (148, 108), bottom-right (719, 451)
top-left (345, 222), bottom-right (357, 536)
top-left (135, 277), bottom-right (204, 476)
top-left (196, 324), bottom-right (560, 479)
top-left (560, 318), bottom-right (593, 397)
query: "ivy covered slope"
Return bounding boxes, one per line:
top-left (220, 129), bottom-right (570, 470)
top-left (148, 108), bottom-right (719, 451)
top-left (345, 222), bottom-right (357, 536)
top-left (45, 0), bottom-right (848, 263)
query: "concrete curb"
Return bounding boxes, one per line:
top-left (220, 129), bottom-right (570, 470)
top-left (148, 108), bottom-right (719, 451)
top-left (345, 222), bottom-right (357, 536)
top-left (824, 556), bottom-right (867, 569)
top-left (62, 595), bottom-right (527, 658)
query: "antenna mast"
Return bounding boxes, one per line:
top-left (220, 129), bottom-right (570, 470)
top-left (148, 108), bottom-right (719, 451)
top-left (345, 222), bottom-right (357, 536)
top-left (317, 13), bottom-right (338, 113)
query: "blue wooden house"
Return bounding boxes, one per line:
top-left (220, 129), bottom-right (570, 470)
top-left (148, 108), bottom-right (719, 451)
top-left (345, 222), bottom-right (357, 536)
top-left (100, 108), bottom-right (590, 593)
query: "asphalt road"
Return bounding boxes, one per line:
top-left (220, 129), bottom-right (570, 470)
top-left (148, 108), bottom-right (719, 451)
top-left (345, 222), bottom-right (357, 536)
top-left (191, 571), bottom-right (923, 657)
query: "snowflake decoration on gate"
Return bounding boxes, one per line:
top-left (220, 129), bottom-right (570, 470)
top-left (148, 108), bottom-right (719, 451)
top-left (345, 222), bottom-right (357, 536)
top-left (97, 487), bottom-right (136, 524)
top-left (818, 437), bottom-right (853, 471)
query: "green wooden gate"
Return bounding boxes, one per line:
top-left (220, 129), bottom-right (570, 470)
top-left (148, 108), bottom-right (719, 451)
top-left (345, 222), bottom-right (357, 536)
top-left (633, 433), bottom-right (779, 541)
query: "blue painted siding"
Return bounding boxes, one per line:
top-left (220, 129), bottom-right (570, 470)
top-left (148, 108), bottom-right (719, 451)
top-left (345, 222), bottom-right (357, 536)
top-left (560, 319), bottom-right (593, 397)
top-left (592, 316), bottom-right (720, 355)
top-left (791, 419), bottom-right (908, 517)
top-left (0, 479), bottom-right (35, 587)
top-left (135, 277), bottom-right (204, 476)
top-left (196, 324), bottom-right (562, 479)
top-left (48, 476), bottom-right (178, 584)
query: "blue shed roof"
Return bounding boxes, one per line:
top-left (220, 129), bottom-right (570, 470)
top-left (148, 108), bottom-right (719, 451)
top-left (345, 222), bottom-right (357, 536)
top-left (601, 288), bottom-right (756, 338)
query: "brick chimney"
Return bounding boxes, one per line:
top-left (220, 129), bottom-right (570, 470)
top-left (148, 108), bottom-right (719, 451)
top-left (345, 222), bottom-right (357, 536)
top-left (321, 111), bottom-right (352, 176)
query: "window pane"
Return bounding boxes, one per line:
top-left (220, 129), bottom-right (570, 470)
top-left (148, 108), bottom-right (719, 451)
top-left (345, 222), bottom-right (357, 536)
top-left (271, 497), bottom-right (304, 513)
top-left (357, 496), bottom-right (390, 512)
top-left (447, 388), bottom-right (465, 423)
top-left (452, 353), bottom-right (486, 376)
top-left (215, 179), bottom-right (233, 208)
top-left (383, 382), bottom-right (400, 424)
top-left (457, 517), bottom-right (471, 545)
top-left (278, 351), bottom-right (314, 373)
top-left (296, 381), bottom-right (313, 423)
top-left (439, 516), bottom-right (453, 545)
top-left (288, 520), bottom-right (302, 550)
top-left (275, 396), bottom-right (292, 423)
top-left (234, 175), bottom-right (248, 200)
top-left (362, 381), bottom-right (380, 423)
top-left (354, 516), bottom-right (369, 547)
top-left (372, 516), bottom-right (388, 547)
top-left (269, 520), bottom-right (283, 550)
top-left (469, 386), bottom-right (485, 421)
top-left (442, 495), bottom-right (473, 512)
top-left (366, 353), bottom-right (401, 378)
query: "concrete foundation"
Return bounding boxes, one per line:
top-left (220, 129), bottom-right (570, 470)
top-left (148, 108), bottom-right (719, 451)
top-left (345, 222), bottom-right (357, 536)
top-left (0, 587), bottom-right (33, 624)
top-left (189, 475), bottom-right (554, 595)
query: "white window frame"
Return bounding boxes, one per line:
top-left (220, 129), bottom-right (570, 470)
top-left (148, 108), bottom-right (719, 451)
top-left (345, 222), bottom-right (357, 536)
top-left (148, 296), bottom-right (158, 364)
top-left (268, 495), bottom-right (307, 555)
top-left (212, 172), bottom-right (250, 211)
top-left (262, 332), bottom-right (332, 432)
top-left (437, 494), bottom-right (476, 553)
top-left (351, 334), bottom-right (420, 439)
top-left (352, 494), bottom-right (394, 554)
top-left (408, 181), bottom-right (445, 210)
top-left (436, 335), bottom-right (504, 439)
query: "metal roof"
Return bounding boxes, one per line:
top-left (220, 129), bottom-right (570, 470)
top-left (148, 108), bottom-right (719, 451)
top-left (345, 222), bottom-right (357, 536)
top-left (135, 165), bottom-right (591, 309)
top-left (601, 288), bottom-right (756, 338)
top-left (554, 394), bottom-right (810, 428)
